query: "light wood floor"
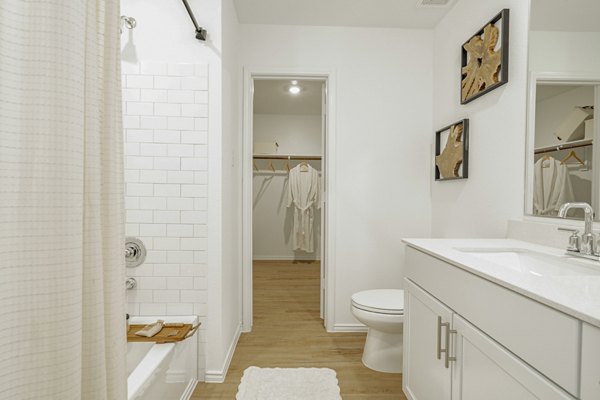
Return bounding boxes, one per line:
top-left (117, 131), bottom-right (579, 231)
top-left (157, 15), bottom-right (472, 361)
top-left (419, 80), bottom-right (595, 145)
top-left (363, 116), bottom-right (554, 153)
top-left (192, 260), bottom-right (406, 399)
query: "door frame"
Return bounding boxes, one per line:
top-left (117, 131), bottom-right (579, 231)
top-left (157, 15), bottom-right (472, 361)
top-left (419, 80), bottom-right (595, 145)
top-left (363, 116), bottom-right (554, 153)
top-left (241, 67), bottom-right (337, 332)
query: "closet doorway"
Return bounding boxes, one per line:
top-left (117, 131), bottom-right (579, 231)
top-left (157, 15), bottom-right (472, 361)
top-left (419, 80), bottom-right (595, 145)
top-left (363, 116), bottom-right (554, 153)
top-left (242, 70), bottom-right (335, 332)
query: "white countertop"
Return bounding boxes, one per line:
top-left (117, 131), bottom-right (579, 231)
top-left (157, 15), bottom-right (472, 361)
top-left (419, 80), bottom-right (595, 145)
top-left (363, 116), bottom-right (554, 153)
top-left (403, 238), bottom-right (600, 328)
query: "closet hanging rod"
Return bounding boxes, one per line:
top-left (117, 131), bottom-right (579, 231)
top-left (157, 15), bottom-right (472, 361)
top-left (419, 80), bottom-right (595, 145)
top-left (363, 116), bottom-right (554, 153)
top-left (534, 139), bottom-right (593, 155)
top-left (253, 155), bottom-right (322, 160)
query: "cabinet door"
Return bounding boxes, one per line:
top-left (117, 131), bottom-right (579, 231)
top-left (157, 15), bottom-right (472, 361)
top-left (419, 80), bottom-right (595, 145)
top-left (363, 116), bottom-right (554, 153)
top-left (403, 278), bottom-right (453, 400)
top-left (452, 315), bottom-right (574, 400)
top-left (581, 323), bottom-right (600, 399)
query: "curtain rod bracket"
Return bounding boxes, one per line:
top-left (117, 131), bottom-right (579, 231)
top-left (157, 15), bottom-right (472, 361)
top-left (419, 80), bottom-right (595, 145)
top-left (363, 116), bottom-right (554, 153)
top-left (181, 0), bottom-right (207, 41)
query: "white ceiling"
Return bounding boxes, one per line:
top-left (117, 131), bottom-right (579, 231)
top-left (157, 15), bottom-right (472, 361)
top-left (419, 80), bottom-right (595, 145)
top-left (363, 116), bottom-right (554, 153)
top-left (530, 0), bottom-right (600, 32)
top-left (233, 0), bottom-right (457, 29)
top-left (536, 85), bottom-right (581, 102)
top-left (253, 79), bottom-right (323, 115)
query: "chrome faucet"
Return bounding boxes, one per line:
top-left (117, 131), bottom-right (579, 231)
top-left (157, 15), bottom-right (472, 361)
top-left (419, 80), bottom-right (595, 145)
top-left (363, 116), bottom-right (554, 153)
top-left (558, 202), bottom-right (598, 259)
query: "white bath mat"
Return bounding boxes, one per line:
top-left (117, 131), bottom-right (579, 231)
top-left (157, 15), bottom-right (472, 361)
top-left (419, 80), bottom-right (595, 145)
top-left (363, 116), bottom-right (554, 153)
top-left (236, 366), bottom-right (342, 400)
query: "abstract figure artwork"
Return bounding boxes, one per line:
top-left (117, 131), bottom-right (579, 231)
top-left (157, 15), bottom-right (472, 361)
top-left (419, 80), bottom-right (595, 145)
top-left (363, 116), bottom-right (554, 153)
top-left (461, 9), bottom-right (509, 104)
top-left (435, 119), bottom-right (469, 181)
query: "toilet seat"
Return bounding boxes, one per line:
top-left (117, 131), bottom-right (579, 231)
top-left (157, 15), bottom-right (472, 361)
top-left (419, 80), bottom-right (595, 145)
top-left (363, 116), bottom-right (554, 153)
top-left (351, 289), bottom-right (404, 315)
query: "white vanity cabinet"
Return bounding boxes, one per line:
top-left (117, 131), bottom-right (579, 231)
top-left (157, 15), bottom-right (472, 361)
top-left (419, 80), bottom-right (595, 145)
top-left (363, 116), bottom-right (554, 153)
top-left (403, 280), bottom-right (452, 400)
top-left (403, 245), bottom-right (578, 400)
top-left (452, 314), bottom-right (573, 400)
top-left (404, 279), bottom-right (573, 400)
top-left (581, 323), bottom-right (600, 399)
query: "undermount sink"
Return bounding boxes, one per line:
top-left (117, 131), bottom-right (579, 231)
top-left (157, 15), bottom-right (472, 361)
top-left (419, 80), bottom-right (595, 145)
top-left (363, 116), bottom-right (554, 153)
top-left (454, 247), bottom-right (600, 277)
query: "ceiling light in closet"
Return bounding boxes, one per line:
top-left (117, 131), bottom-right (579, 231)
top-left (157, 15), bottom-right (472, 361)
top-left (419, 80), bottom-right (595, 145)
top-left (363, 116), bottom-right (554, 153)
top-left (416, 0), bottom-right (450, 6)
top-left (288, 85), bottom-right (301, 95)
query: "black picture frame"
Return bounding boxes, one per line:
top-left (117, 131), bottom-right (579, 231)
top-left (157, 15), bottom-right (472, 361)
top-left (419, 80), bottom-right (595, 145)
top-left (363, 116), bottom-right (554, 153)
top-left (460, 9), bottom-right (510, 105)
top-left (435, 119), bottom-right (469, 181)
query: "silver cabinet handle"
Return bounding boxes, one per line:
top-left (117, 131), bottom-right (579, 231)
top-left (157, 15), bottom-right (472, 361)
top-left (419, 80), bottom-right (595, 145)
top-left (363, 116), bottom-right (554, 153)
top-left (437, 316), bottom-right (443, 360)
top-left (439, 319), bottom-right (449, 363)
top-left (437, 316), bottom-right (456, 368)
top-left (444, 324), bottom-right (457, 368)
top-left (438, 316), bottom-right (450, 362)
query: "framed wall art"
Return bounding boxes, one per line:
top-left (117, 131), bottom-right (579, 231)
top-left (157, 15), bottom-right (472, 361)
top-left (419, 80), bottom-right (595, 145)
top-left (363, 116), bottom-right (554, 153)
top-left (461, 9), bottom-right (509, 104)
top-left (435, 119), bottom-right (469, 181)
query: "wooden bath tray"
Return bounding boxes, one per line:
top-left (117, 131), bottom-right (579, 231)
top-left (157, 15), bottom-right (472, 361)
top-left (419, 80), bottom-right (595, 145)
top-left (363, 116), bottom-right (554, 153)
top-left (127, 323), bottom-right (200, 343)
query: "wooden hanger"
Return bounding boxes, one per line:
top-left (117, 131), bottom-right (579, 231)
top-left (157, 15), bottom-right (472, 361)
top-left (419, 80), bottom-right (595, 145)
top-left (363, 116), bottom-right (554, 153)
top-left (560, 150), bottom-right (584, 165)
top-left (268, 160), bottom-right (276, 172)
top-left (541, 153), bottom-right (551, 168)
top-left (253, 160), bottom-right (259, 171)
top-left (299, 161), bottom-right (309, 172)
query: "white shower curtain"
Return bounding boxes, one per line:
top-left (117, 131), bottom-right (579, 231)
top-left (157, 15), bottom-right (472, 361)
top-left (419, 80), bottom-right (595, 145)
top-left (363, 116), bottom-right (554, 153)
top-left (0, 1), bottom-right (126, 399)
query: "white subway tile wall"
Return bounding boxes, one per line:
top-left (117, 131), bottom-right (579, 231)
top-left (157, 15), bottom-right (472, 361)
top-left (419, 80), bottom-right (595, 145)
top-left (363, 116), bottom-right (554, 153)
top-left (123, 62), bottom-right (208, 377)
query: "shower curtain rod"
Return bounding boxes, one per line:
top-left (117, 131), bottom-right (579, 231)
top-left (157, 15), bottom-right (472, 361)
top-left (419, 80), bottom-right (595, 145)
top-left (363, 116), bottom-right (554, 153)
top-left (181, 0), bottom-right (207, 41)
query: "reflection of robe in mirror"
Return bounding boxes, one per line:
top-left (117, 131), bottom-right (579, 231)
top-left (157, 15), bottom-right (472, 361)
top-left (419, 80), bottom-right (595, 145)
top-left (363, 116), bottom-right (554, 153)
top-left (533, 156), bottom-right (575, 216)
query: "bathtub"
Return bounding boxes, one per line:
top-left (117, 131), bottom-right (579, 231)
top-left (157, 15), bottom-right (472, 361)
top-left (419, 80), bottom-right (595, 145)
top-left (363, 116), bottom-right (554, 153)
top-left (128, 316), bottom-right (199, 400)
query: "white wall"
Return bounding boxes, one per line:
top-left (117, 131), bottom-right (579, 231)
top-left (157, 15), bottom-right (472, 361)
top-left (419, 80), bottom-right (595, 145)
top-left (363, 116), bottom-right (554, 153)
top-left (254, 114), bottom-right (322, 155)
top-left (529, 31), bottom-right (600, 74)
top-left (240, 24), bottom-right (433, 328)
top-left (217, 0), bottom-right (242, 382)
top-left (121, 0), bottom-right (242, 381)
top-left (252, 114), bottom-right (322, 260)
top-left (431, 0), bottom-right (531, 238)
top-left (122, 62), bottom-right (209, 321)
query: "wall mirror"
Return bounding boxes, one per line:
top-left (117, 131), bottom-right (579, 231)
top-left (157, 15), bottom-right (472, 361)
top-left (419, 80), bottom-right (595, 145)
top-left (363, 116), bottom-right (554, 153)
top-left (526, 0), bottom-right (600, 220)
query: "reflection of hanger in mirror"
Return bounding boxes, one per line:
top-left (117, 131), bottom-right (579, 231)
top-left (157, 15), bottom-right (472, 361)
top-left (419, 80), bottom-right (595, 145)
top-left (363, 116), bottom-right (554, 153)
top-left (299, 161), bottom-right (309, 172)
top-left (561, 150), bottom-right (584, 165)
top-left (541, 153), bottom-right (551, 168)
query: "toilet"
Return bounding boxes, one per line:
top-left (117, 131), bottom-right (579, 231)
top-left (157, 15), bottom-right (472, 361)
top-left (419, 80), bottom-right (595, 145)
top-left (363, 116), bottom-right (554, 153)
top-left (351, 289), bottom-right (404, 373)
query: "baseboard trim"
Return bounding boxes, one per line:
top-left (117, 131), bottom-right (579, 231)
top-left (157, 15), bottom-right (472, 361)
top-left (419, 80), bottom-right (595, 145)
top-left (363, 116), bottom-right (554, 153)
top-left (181, 379), bottom-right (198, 400)
top-left (330, 323), bottom-right (368, 333)
top-left (204, 323), bottom-right (242, 383)
top-left (253, 255), bottom-right (320, 261)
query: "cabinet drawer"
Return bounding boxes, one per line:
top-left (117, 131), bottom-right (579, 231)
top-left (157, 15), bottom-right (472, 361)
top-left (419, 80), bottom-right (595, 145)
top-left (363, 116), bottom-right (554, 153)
top-left (581, 323), bottom-right (600, 399)
top-left (405, 246), bottom-right (580, 396)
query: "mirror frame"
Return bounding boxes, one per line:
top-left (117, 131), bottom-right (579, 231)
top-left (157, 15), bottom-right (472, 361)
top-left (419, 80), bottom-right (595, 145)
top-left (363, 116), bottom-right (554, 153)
top-left (525, 72), bottom-right (600, 219)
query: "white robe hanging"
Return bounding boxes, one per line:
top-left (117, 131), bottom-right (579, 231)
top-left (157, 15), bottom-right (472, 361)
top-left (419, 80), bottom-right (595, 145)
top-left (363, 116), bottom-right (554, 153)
top-left (533, 156), bottom-right (575, 216)
top-left (287, 164), bottom-right (321, 253)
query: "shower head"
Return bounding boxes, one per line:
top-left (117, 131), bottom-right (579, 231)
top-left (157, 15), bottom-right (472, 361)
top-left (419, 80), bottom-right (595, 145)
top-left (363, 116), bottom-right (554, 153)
top-left (120, 16), bottom-right (137, 33)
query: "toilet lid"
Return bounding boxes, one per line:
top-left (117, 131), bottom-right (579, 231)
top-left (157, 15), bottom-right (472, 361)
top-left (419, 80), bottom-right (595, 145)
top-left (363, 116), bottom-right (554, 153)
top-left (351, 289), bottom-right (404, 315)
